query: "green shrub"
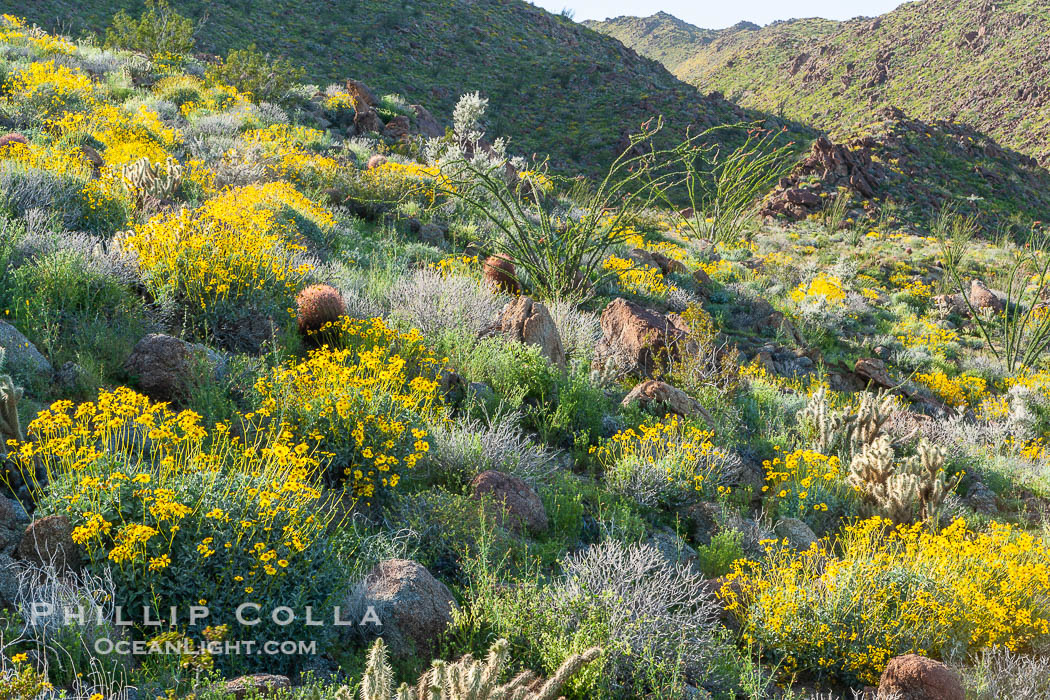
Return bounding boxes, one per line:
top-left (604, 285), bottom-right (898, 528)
top-left (205, 44), bottom-right (304, 103)
top-left (695, 530), bottom-right (744, 578)
top-left (105, 0), bottom-right (196, 59)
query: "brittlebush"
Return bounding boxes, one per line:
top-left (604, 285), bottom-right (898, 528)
top-left (123, 181), bottom-right (330, 313)
top-left (253, 317), bottom-right (445, 501)
top-left (723, 517), bottom-right (1050, 685)
top-left (11, 388), bottom-right (341, 671)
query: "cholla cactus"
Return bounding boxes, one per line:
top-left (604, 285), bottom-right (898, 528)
top-left (849, 436), bottom-right (957, 524)
top-left (0, 374), bottom-right (24, 457)
top-left (121, 156), bottom-right (183, 202)
top-left (846, 391), bottom-right (896, 456)
top-left (800, 387), bottom-right (846, 453)
top-left (358, 638), bottom-right (601, 700)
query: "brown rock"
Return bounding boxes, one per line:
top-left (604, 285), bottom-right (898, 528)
top-left (366, 154), bottom-right (388, 170)
top-left (345, 78), bottom-right (378, 107)
top-left (488, 297), bottom-right (565, 368)
top-left (0, 133), bottom-right (27, 149)
top-left (595, 298), bottom-right (687, 376)
top-left (224, 674), bottom-right (290, 700)
top-left (855, 357), bottom-right (895, 389)
top-left (482, 254), bottom-right (519, 294)
top-left (348, 559), bottom-right (456, 658)
top-left (969, 279), bottom-right (1004, 312)
top-left (651, 251), bottom-right (687, 275)
top-left (123, 334), bottom-right (217, 403)
top-left (692, 268), bottom-right (712, 288)
top-left (621, 380), bottom-right (710, 424)
top-left (383, 115), bottom-right (411, 141)
top-left (411, 104), bottom-right (444, 138)
top-left (354, 105), bottom-right (384, 135)
top-left (785, 187), bottom-right (821, 206)
top-left (627, 248), bottom-right (659, 269)
top-left (879, 654), bottom-right (964, 700)
top-left (17, 515), bottom-right (80, 570)
top-left (470, 470), bottom-right (548, 534)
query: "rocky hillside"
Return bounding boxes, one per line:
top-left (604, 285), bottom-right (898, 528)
top-left (10, 0), bottom-right (784, 176)
top-left (590, 0), bottom-right (1050, 166)
top-left (581, 11), bottom-right (726, 73)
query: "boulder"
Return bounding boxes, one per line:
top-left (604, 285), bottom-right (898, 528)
top-left (470, 470), bottom-right (548, 534)
top-left (651, 251), bottom-right (687, 275)
top-left (0, 495), bottom-right (28, 555)
top-left (345, 78), bottom-right (378, 107)
top-left (628, 248), bottom-right (659, 269)
top-left (692, 268), bottom-right (712, 288)
top-left (966, 480), bottom-right (999, 515)
top-left (224, 674), bottom-right (291, 700)
top-left (594, 298), bottom-right (687, 376)
top-left (879, 654), bottom-right (964, 700)
top-left (17, 515), bottom-right (80, 571)
top-left (487, 297), bottom-right (565, 368)
top-left (645, 527), bottom-right (702, 576)
top-left (123, 334), bottom-right (219, 404)
top-left (354, 105), bottom-right (385, 135)
top-left (382, 115), bottom-right (411, 141)
top-left (411, 104), bottom-right (444, 138)
top-left (621, 380), bottom-right (710, 423)
top-left (419, 222), bottom-right (444, 246)
top-left (348, 559), bottom-right (456, 658)
top-left (0, 320), bottom-right (51, 378)
top-left (969, 279), bottom-right (1004, 313)
top-left (774, 517), bottom-right (818, 550)
top-left (855, 357), bottom-right (895, 389)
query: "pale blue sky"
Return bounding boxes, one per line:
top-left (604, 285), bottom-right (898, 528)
top-left (531, 0), bottom-right (909, 29)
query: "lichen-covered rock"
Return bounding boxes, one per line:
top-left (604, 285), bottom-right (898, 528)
top-left (969, 279), bottom-right (1005, 312)
top-left (774, 517), bottom-right (818, 550)
top-left (879, 654), bottom-right (964, 700)
top-left (621, 379), bottom-right (708, 421)
top-left (470, 470), bottom-right (549, 534)
top-left (0, 495), bottom-right (29, 555)
top-left (345, 78), bottom-right (378, 107)
top-left (382, 115), bottom-right (411, 141)
top-left (347, 559), bottom-right (456, 658)
top-left (17, 515), bottom-right (81, 571)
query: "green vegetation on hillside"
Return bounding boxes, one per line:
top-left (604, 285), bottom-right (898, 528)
top-left (591, 0), bottom-right (1050, 166)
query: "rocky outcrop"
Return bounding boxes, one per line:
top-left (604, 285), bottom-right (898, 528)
top-left (17, 515), bottom-right (80, 571)
top-left (224, 675), bottom-right (291, 700)
top-left (621, 379), bottom-right (710, 423)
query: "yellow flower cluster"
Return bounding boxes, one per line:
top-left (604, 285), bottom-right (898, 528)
top-left (253, 317), bottom-right (445, 499)
top-left (724, 517), bottom-right (1050, 684)
top-left (241, 124), bottom-right (342, 187)
top-left (589, 413), bottom-right (727, 498)
top-left (895, 316), bottom-right (960, 356)
top-left (916, 370), bottom-right (988, 408)
top-left (365, 161), bottom-right (448, 203)
top-left (762, 447), bottom-right (843, 516)
top-left (602, 254), bottom-right (668, 296)
top-left (178, 81), bottom-right (253, 119)
top-left (0, 14), bottom-right (75, 55)
top-left (13, 387), bottom-right (331, 592)
top-left (2, 59), bottom-right (97, 120)
top-left (122, 182), bottom-right (330, 310)
top-left (791, 273), bottom-right (846, 306)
